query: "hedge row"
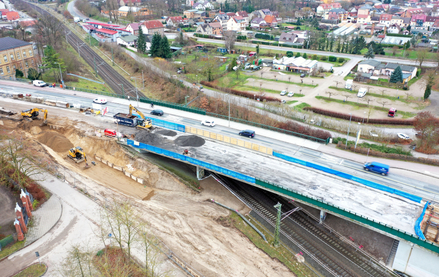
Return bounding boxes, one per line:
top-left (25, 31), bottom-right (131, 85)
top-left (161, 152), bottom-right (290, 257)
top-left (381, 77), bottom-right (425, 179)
top-left (255, 33), bottom-right (274, 40)
top-left (200, 81), bottom-right (280, 102)
top-left (337, 142), bottom-right (439, 166)
top-left (303, 107), bottom-right (414, 125)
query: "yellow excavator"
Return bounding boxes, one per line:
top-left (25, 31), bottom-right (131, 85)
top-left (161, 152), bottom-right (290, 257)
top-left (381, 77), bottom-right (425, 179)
top-left (67, 146), bottom-right (87, 163)
top-left (129, 104), bottom-right (153, 130)
top-left (21, 108), bottom-right (48, 124)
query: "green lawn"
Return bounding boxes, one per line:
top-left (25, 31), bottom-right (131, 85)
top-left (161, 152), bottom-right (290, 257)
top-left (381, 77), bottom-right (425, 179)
top-left (328, 86), bottom-right (411, 103)
top-left (13, 263), bottom-right (47, 277)
top-left (293, 102), bottom-right (311, 111)
top-left (0, 241), bottom-right (25, 260)
top-left (286, 100), bottom-right (298, 104)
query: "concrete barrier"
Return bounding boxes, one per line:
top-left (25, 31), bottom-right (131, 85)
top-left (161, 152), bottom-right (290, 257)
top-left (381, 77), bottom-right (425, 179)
top-left (113, 165), bottom-right (123, 171)
top-left (95, 156), bottom-right (102, 161)
top-left (137, 178), bottom-right (144, 184)
top-left (44, 100), bottom-right (56, 106)
top-left (131, 175), bottom-right (137, 181)
top-left (56, 101), bottom-right (69, 108)
top-left (125, 171), bottom-right (131, 177)
top-left (108, 162), bottom-right (113, 167)
top-left (101, 160), bottom-right (108, 165)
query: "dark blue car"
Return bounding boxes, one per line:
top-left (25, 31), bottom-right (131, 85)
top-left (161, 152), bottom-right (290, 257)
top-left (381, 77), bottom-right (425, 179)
top-left (364, 162), bottom-right (389, 176)
top-left (239, 130), bottom-right (255, 138)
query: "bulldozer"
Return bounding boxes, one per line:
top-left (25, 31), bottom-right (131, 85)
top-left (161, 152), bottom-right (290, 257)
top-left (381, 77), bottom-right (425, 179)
top-left (129, 104), bottom-right (153, 130)
top-left (67, 146), bottom-right (87, 163)
top-left (21, 108), bottom-right (48, 124)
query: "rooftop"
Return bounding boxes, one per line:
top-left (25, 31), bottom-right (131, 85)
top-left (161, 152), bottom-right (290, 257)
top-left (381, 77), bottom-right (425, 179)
top-left (0, 37), bottom-right (31, 52)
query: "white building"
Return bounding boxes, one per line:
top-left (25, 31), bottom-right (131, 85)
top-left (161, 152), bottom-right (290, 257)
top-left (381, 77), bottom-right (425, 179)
top-left (272, 56), bottom-right (318, 74)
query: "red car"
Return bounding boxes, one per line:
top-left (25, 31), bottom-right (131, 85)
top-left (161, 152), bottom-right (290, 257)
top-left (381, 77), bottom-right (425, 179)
top-left (104, 129), bottom-right (117, 137)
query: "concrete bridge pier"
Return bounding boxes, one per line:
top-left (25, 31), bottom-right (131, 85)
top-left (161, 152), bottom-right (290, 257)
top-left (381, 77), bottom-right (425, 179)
top-left (196, 166), bottom-right (205, 180)
top-left (320, 210), bottom-right (327, 224)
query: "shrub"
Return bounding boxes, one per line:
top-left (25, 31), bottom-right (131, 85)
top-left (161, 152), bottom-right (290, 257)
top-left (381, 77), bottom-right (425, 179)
top-left (295, 52), bottom-right (301, 57)
top-left (312, 54), bottom-right (318, 60)
top-left (200, 81), bottom-right (280, 102)
top-left (303, 53), bottom-right (307, 59)
top-left (328, 56), bottom-right (337, 62)
top-left (320, 56), bottom-right (327, 61)
top-left (338, 57), bottom-right (345, 63)
top-left (286, 51), bottom-right (294, 57)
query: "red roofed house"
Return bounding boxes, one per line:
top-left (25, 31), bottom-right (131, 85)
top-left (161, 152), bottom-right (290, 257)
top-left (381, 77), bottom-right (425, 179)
top-left (411, 14), bottom-right (427, 27)
top-left (264, 15), bottom-right (278, 27)
top-left (6, 11), bottom-right (19, 21)
top-left (19, 20), bottom-right (37, 28)
top-left (380, 14), bottom-right (393, 27)
top-left (316, 3), bottom-right (342, 16)
top-left (141, 20), bottom-right (164, 35)
top-left (403, 8), bottom-right (424, 18)
top-left (126, 23), bottom-right (141, 35)
top-left (166, 16), bottom-right (185, 27)
top-left (235, 11), bottom-right (249, 22)
top-left (0, 9), bottom-right (9, 20)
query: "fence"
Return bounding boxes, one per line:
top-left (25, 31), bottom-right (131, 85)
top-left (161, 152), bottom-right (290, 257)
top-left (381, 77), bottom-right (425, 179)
top-left (0, 235), bottom-right (14, 251)
top-left (150, 118), bottom-right (186, 132)
top-left (272, 151), bottom-right (422, 203)
top-left (254, 178), bottom-right (439, 255)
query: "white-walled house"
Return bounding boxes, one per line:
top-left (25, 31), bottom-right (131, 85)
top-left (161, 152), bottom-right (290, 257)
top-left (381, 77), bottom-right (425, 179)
top-left (226, 16), bottom-right (248, 31)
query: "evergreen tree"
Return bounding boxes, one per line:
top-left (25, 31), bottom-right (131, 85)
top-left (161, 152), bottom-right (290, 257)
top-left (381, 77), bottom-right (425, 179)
top-left (424, 85), bottom-right (431, 100)
top-left (159, 35), bottom-right (171, 59)
top-left (150, 33), bottom-right (161, 57)
top-left (374, 43), bottom-right (385, 55)
top-left (15, 69), bottom-right (24, 78)
top-left (27, 68), bottom-right (41, 80)
top-left (390, 66), bottom-right (403, 83)
top-left (303, 53), bottom-right (307, 59)
top-left (364, 45), bottom-right (375, 59)
top-left (228, 57), bottom-right (237, 71)
top-left (295, 52), bottom-right (301, 57)
top-left (42, 45), bottom-right (65, 82)
top-left (137, 26), bottom-right (146, 54)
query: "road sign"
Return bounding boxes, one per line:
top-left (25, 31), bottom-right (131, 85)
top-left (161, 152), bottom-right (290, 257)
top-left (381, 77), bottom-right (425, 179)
top-left (35, 251), bottom-right (39, 257)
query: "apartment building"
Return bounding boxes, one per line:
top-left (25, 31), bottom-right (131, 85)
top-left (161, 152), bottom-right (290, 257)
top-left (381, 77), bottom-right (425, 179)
top-left (0, 37), bottom-right (38, 78)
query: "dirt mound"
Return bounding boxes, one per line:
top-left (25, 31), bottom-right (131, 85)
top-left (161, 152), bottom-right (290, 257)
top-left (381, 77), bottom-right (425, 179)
top-left (135, 131), bottom-right (165, 146)
top-left (38, 131), bottom-right (74, 152)
top-left (155, 129), bottom-right (177, 136)
top-left (174, 135), bottom-right (205, 147)
top-left (30, 126), bottom-right (42, 135)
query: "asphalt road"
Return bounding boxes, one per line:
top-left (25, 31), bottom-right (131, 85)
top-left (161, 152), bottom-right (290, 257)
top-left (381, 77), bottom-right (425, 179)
top-left (1, 83), bottom-right (438, 202)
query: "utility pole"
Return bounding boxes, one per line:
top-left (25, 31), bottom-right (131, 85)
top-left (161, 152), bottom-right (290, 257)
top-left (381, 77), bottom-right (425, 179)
top-left (273, 202), bottom-right (282, 247)
top-left (94, 56), bottom-right (97, 77)
top-left (112, 47), bottom-right (114, 66)
top-left (142, 70), bottom-right (144, 89)
top-left (120, 84), bottom-right (125, 97)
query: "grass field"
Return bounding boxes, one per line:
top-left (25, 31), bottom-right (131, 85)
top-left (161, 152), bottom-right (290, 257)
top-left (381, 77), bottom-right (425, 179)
top-left (13, 263), bottom-right (47, 277)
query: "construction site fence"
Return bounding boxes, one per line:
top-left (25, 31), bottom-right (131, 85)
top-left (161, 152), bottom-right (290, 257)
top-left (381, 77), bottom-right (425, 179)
top-left (206, 112), bottom-right (330, 145)
top-left (0, 235), bottom-right (14, 251)
top-left (126, 139), bottom-right (255, 184)
top-left (254, 178), bottom-right (439, 255)
top-left (185, 126), bottom-right (273, 155)
top-left (150, 117), bottom-right (185, 132)
top-left (414, 202), bottom-right (429, 241)
top-left (272, 151), bottom-right (422, 203)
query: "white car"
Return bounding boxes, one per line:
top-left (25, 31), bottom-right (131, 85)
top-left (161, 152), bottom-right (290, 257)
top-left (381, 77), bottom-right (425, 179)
top-left (280, 90), bottom-right (287, 96)
top-left (201, 119), bottom-right (215, 127)
top-left (33, 80), bottom-right (47, 87)
top-left (93, 98), bottom-right (107, 104)
top-left (357, 88), bottom-right (367, 98)
top-left (287, 91), bottom-right (294, 97)
top-left (397, 133), bottom-right (410, 140)
top-left (369, 131), bottom-right (379, 137)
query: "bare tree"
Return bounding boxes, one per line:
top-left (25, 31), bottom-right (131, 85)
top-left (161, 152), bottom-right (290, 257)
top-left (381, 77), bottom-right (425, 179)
top-left (57, 244), bottom-right (97, 277)
top-left (106, 0), bottom-right (119, 23)
top-left (334, 80), bottom-right (340, 88)
top-left (224, 31), bottom-right (237, 52)
top-left (404, 90), bottom-right (411, 100)
top-left (326, 91), bottom-right (336, 99)
top-left (288, 76), bottom-right (291, 83)
top-left (344, 93), bottom-right (352, 102)
top-left (380, 89), bottom-right (386, 96)
top-left (363, 97), bottom-right (373, 106)
top-left (34, 15), bottom-right (65, 49)
top-left (377, 99), bottom-right (389, 107)
top-left (416, 48), bottom-right (429, 69)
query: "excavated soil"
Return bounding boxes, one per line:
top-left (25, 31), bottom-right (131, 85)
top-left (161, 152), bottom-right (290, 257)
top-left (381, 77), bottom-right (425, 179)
top-left (135, 131), bottom-right (168, 146)
top-left (38, 131), bottom-right (74, 153)
top-left (174, 135), bottom-right (205, 147)
top-left (155, 129), bottom-right (177, 136)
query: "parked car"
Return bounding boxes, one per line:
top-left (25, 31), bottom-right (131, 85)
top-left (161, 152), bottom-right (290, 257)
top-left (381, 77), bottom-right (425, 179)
top-left (93, 98), bottom-right (107, 104)
top-left (201, 119), bottom-right (215, 127)
top-left (280, 90), bottom-right (287, 96)
top-left (33, 80), bottom-right (47, 87)
top-left (104, 129), bottom-right (117, 137)
top-left (239, 130), bottom-right (255, 138)
top-left (281, 100), bottom-right (286, 104)
top-left (357, 88), bottom-right (367, 98)
top-left (300, 73), bottom-right (306, 78)
top-left (364, 162), bottom-right (389, 176)
top-left (397, 133), bottom-right (410, 140)
top-left (287, 91), bottom-right (294, 97)
top-left (369, 131), bottom-right (378, 137)
top-left (150, 109), bottom-right (164, 116)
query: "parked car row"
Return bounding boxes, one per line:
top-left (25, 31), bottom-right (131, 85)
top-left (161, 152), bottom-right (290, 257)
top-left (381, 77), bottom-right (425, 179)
top-left (280, 90), bottom-right (295, 97)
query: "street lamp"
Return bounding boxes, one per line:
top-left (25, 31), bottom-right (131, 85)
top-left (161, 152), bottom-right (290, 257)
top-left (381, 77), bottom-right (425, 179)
top-left (227, 94), bottom-right (231, 127)
top-left (119, 84), bottom-right (125, 97)
top-left (54, 62), bottom-right (64, 88)
top-left (130, 77), bottom-right (140, 107)
top-left (345, 113), bottom-right (352, 149)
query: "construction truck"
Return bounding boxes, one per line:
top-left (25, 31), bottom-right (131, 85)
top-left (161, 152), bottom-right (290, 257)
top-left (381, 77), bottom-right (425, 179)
top-left (67, 146), bottom-right (87, 163)
top-left (113, 105), bottom-right (153, 130)
top-left (21, 108), bottom-right (48, 124)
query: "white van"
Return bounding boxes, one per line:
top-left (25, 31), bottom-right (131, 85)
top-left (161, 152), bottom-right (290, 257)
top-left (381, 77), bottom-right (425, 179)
top-left (357, 88), bottom-right (367, 98)
top-left (33, 80), bottom-right (47, 87)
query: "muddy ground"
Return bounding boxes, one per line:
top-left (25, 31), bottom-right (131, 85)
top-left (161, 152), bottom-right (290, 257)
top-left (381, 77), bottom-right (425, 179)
top-left (0, 101), bottom-right (295, 277)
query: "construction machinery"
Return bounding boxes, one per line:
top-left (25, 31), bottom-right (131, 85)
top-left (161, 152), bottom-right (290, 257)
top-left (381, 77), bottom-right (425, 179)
top-left (129, 104), bottom-right (153, 130)
top-left (21, 108), bottom-right (48, 124)
top-left (67, 146), bottom-right (87, 163)
top-left (113, 105), bottom-right (153, 130)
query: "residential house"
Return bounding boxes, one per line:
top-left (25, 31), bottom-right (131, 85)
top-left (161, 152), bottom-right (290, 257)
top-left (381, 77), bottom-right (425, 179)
top-left (401, 17), bottom-right (411, 28)
top-left (184, 9), bottom-right (199, 19)
top-left (357, 4), bottom-right (372, 24)
top-left (424, 16), bottom-right (439, 28)
top-left (118, 6), bottom-right (150, 17)
top-left (141, 20), bottom-right (164, 35)
top-left (236, 11), bottom-right (250, 22)
top-left (166, 16), bottom-right (185, 27)
top-left (0, 9), bottom-right (9, 20)
top-left (196, 23), bottom-right (211, 34)
top-left (214, 13), bottom-right (230, 29)
top-left (358, 59), bottom-right (417, 81)
top-left (121, 0), bottom-right (141, 6)
top-left (194, 11), bottom-right (206, 18)
top-left (387, 24), bottom-right (401, 34)
top-left (316, 3), bottom-right (342, 16)
top-left (264, 15), bottom-right (278, 27)
top-left (209, 22), bottom-right (222, 35)
top-left (380, 14), bottom-right (392, 27)
top-left (257, 9), bottom-right (272, 18)
top-left (126, 23), bottom-right (140, 35)
top-left (403, 8), bottom-right (424, 18)
top-left (0, 37), bottom-right (38, 78)
top-left (432, 20), bottom-right (439, 31)
top-left (116, 34), bottom-right (137, 47)
top-left (382, 63), bottom-right (417, 80)
top-left (358, 60), bottom-right (385, 76)
top-left (279, 31), bottom-right (308, 45)
top-left (326, 8), bottom-right (348, 22)
top-left (6, 11), bottom-right (19, 21)
top-left (250, 17), bottom-right (267, 29)
top-left (390, 16), bottom-right (404, 27)
top-left (272, 56), bottom-right (318, 74)
top-left (192, 1), bottom-right (214, 11)
top-left (226, 16), bottom-right (247, 31)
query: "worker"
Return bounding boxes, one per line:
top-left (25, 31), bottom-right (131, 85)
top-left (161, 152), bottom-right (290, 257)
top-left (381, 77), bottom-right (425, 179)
top-left (183, 149), bottom-right (189, 155)
top-left (52, 82), bottom-right (56, 87)
top-left (151, 103), bottom-right (154, 108)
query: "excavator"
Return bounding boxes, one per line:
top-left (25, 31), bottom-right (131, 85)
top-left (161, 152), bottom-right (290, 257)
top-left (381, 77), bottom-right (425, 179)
top-left (21, 108), bottom-right (48, 124)
top-left (129, 104), bottom-right (153, 130)
top-left (67, 146), bottom-right (87, 164)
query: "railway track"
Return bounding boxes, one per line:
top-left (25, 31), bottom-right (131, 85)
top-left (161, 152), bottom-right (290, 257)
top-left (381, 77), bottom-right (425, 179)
top-left (28, 3), bottom-right (140, 98)
top-left (212, 174), bottom-right (395, 277)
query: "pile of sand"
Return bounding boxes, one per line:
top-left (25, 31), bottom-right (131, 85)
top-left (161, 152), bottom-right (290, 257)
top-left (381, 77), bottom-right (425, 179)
top-left (38, 131), bottom-right (73, 152)
top-left (175, 135), bottom-right (205, 147)
top-left (30, 126), bottom-right (42, 135)
top-left (155, 129), bottom-right (177, 136)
